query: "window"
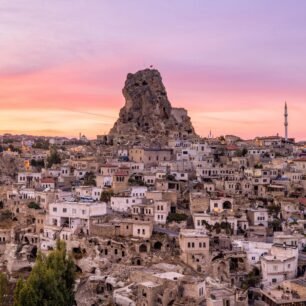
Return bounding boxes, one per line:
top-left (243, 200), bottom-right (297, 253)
top-left (142, 229), bottom-right (145, 235)
top-left (188, 242), bottom-right (191, 248)
top-left (72, 209), bottom-right (76, 214)
top-left (223, 299), bottom-right (230, 306)
top-left (82, 210), bottom-right (86, 215)
top-left (199, 287), bottom-right (204, 296)
top-left (63, 208), bottom-right (67, 213)
top-left (53, 207), bottom-right (57, 212)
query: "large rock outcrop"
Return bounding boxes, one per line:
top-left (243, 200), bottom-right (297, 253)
top-left (109, 69), bottom-right (196, 145)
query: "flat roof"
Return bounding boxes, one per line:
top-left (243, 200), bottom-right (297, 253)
top-left (154, 272), bottom-right (184, 281)
top-left (180, 229), bottom-right (208, 237)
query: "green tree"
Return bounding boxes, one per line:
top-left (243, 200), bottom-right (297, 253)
top-left (242, 267), bottom-right (261, 289)
top-left (47, 148), bottom-right (61, 168)
top-left (100, 190), bottom-right (114, 203)
top-left (27, 202), bottom-right (41, 210)
top-left (30, 159), bottom-right (45, 169)
top-left (213, 222), bottom-right (221, 234)
top-left (83, 171), bottom-right (96, 186)
top-left (128, 177), bottom-right (145, 186)
top-left (32, 141), bottom-right (50, 150)
top-left (14, 240), bottom-right (76, 306)
top-left (167, 212), bottom-right (188, 223)
top-left (0, 272), bottom-right (8, 306)
top-left (8, 145), bottom-right (21, 154)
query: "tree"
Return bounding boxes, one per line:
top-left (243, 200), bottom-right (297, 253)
top-left (47, 148), bottom-right (61, 168)
top-left (267, 204), bottom-right (281, 217)
top-left (167, 213), bottom-right (188, 223)
top-left (270, 219), bottom-right (282, 231)
top-left (83, 172), bottom-right (96, 186)
top-left (100, 190), bottom-right (114, 203)
top-left (8, 145), bottom-right (21, 154)
top-left (0, 272), bottom-right (8, 306)
top-left (242, 267), bottom-right (261, 289)
top-left (27, 202), bottom-right (41, 210)
top-left (213, 222), bottom-right (221, 234)
top-left (14, 240), bottom-right (76, 306)
top-left (128, 177), bottom-right (145, 186)
top-left (237, 148), bottom-right (248, 157)
top-left (30, 159), bottom-right (45, 169)
top-left (32, 141), bottom-right (50, 150)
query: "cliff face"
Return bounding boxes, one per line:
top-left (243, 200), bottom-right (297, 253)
top-left (109, 68), bottom-right (196, 145)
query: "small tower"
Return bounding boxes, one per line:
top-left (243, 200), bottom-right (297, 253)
top-left (284, 102), bottom-right (288, 141)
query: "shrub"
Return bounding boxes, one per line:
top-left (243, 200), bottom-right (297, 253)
top-left (28, 202), bottom-right (41, 210)
top-left (167, 213), bottom-right (188, 223)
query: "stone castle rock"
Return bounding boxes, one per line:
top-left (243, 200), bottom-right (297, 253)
top-left (108, 69), bottom-right (196, 145)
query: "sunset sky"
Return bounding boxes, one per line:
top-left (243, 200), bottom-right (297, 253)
top-left (1, 1), bottom-right (306, 140)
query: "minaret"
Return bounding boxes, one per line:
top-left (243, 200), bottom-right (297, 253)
top-left (284, 102), bottom-right (288, 141)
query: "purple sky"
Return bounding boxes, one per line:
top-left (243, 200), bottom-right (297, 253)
top-left (0, 1), bottom-right (306, 139)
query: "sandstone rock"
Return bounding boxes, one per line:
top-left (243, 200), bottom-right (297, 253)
top-left (109, 69), bottom-right (197, 145)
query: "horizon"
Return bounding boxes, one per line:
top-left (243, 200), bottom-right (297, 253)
top-left (1, 1), bottom-right (306, 140)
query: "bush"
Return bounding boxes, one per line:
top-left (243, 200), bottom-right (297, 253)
top-left (167, 213), bottom-right (188, 223)
top-left (30, 159), bottom-right (45, 168)
top-left (100, 190), bottom-right (114, 203)
top-left (47, 148), bottom-right (61, 168)
top-left (83, 172), bottom-right (96, 186)
top-left (28, 202), bottom-right (41, 210)
top-left (32, 141), bottom-right (50, 150)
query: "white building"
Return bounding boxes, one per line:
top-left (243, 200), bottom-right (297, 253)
top-left (232, 240), bottom-right (272, 266)
top-left (261, 244), bottom-right (298, 286)
top-left (209, 197), bottom-right (234, 213)
top-left (130, 186), bottom-right (147, 198)
top-left (193, 213), bottom-right (238, 235)
top-left (154, 201), bottom-right (171, 224)
top-left (111, 196), bottom-right (142, 212)
top-left (18, 172), bottom-right (41, 186)
top-left (45, 201), bottom-right (107, 240)
top-left (247, 208), bottom-right (269, 227)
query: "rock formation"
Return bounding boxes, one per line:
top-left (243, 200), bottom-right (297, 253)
top-left (109, 68), bottom-right (196, 145)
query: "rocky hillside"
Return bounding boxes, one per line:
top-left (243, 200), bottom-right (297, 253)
top-left (109, 69), bottom-right (197, 145)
